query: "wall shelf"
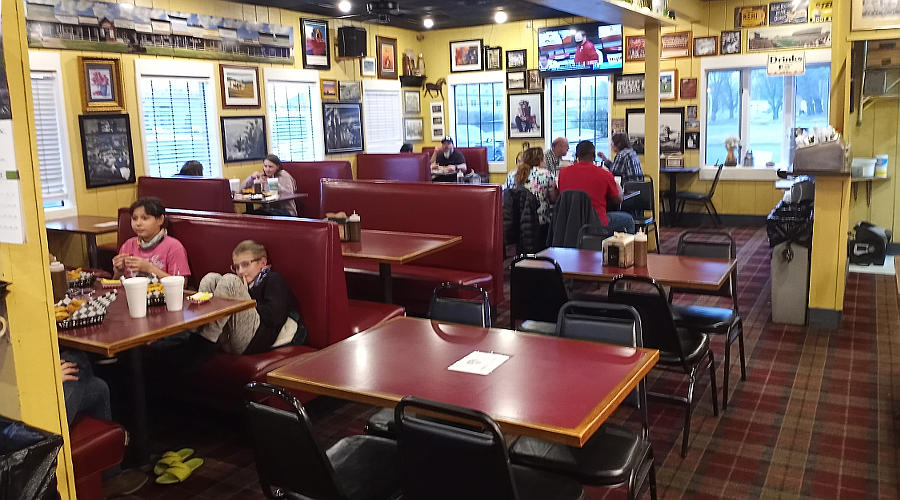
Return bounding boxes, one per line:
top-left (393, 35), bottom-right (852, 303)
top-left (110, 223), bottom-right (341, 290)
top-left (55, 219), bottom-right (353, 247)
top-left (849, 29), bottom-right (900, 42)
top-left (851, 177), bottom-right (890, 206)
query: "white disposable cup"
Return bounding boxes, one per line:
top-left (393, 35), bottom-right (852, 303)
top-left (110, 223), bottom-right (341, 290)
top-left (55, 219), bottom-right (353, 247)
top-left (267, 177), bottom-right (279, 193)
top-left (161, 275), bottom-right (185, 312)
top-left (614, 176), bottom-right (622, 187)
top-left (229, 178), bottom-right (241, 193)
top-left (123, 277), bottom-right (150, 318)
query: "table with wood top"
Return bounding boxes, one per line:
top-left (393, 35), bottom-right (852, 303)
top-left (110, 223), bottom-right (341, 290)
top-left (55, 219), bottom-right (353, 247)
top-left (268, 316), bottom-right (658, 447)
top-left (45, 215), bottom-right (119, 269)
top-left (231, 192), bottom-right (308, 213)
top-left (341, 229), bottom-right (462, 303)
top-left (659, 167), bottom-right (700, 225)
top-left (58, 283), bottom-right (255, 463)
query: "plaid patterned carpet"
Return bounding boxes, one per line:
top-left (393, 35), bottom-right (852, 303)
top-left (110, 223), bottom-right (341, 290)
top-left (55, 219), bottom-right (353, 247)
top-left (124, 226), bottom-right (899, 499)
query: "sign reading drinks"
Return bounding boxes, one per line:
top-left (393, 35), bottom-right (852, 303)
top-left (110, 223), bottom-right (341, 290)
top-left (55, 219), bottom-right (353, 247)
top-left (767, 52), bottom-right (806, 76)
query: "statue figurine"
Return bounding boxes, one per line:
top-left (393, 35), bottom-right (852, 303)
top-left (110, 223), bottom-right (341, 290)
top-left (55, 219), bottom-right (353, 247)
top-left (415, 53), bottom-right (425, 77)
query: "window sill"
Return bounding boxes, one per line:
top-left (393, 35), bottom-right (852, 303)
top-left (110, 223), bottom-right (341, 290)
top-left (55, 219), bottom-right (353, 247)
top-left (44, 205), bottom-right (78, 220)
top-left (699, 166), bottom-right (780, 181)
top-left (488, 162), bottom-right (507, 174)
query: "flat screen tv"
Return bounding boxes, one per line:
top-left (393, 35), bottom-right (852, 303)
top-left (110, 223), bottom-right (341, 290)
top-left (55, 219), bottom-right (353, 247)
top-left (537, 23), bottom-right (623, 76)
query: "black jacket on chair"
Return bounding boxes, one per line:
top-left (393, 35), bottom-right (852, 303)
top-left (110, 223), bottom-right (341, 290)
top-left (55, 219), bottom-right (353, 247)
top-left (548, 190), bottom-right (600, 248)
top-left (503, 187), bottom-right (543, 254)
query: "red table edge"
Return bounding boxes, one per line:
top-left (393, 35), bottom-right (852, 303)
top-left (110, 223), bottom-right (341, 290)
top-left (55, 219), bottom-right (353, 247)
top-left (341, 235), bottom-right (463, 265)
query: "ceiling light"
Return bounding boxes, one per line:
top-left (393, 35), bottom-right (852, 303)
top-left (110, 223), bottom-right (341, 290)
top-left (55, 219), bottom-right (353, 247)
top-left (338, 1), bottom-right (352, 13)
top-left (494, 10), bottom-right (508, 24)
top-left (423, 17), bottom-right (434, 29)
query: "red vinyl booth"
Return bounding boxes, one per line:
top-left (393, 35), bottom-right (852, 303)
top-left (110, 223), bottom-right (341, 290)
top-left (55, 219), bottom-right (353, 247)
top-left (281, 161), bottom-right (353, 219)
top-left (70, 417), bottom-right (126, 500)
top-left (356, 153), bottom-right (431, 182)
top-left (321, 179), bottom-right (504, 315)
top-left (137, 176), bottom-right (234, 213)
top-left (422, 146), bottom-right (489, 178)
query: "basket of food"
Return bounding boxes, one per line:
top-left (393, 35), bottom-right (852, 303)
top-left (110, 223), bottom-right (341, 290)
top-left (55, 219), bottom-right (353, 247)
top-left (66, 268), bottom-right (96, 290)
top-left (187, 292), bottom-right (212, 304)
top-left (55, 291), bottom-right (117, 330)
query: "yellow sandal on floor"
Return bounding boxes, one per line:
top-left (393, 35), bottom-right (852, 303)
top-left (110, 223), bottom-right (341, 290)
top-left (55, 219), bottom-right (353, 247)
top-left (155, 458), bottom-right (204, 485)
top-left (153, 448), bottom-right (194, 476)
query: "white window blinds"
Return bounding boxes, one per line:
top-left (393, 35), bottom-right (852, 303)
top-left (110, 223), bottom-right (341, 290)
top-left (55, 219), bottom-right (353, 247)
top-left (140, 76), bottom-right (216, 177)
top-left (362, 88), bottom-right (402, 153)
top-left (267, 80), bottom-right (316, 161)
top-left (30, 71), bottom-right (69, 206)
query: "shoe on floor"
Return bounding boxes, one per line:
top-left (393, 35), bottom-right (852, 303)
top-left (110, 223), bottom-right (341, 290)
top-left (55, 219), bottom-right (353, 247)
top-left (104, 469), bottom-right (148, 498)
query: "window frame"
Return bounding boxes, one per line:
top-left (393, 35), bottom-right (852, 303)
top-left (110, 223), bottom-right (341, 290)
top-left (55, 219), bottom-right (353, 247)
top-left (544, 74), bottom-right (613, 161)
top-left (134, 58), bottom-right (222, 178)
top-left (263, 67), bottom-right (324, 162)
top-left (446, 72), bottom-right (506, 173)
top-left (29, 51), bottom-right (77, 220)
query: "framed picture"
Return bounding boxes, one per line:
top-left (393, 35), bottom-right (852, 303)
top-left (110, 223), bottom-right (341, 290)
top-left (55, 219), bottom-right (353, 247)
top-left (694, 36), bottom-right (718, 57)
top-left (747, 23), bottom-right (831, 52)
top-left (301, 18), bottom-right (330, 70)
top-left (221, 116), bottom-right (266, 163)
top-left (809, 0), bottom-right (832, 22)
top-left (614, 73), bottom-right (645, 101)
top-left (721, 30), bottom-right (742, 55)
top-left (625, 107), bottom-right (685, 155)
top-left (450, 39), bottom-right (484, 72)
top-left (734, 5), bottom-right (768, 27)
top-left (625, 36), bottom-right (645, 62)
top-left (660, 69), bottom-right (677, 101)
top-left (684, 120), bottom-right (701, 132)
top-left (527, 70), bottom-right (543, 91)
top-left (769, 1), bottom-right (809, 25)
top-left (506, 49), bottom-right (526, 70)
top-left (430, 101), bottom-right (444, 115)
top-left (685, 132), bottom-right (701, 150)
top-left (508, 92), bottom-right (543, 139)
top-left (338, 81), bottom-right (362, 102)
top-left (485, 46), bottom-right (503, 70)
top-left (507, 71), bottom-right (526, 91)
top-left (611, 118), bottom-right (626, 134)
top-left (323, 102), bottom-right (363, 154)
top-left (430, 100), bottom-right (444, 141)
top-left (78, 57), bottom-right (124, 112)
top-left (680, 78), bottom-right (698, 99)
top-left (687, 105), bottom-right (698, 119)
top-left (432, 116), bottom-right (443, 125)
top-left (403, 90), bottom-right (421, 114)
top-left (219, 65), bottom-right (260, 108)
top-left (361, 57), bottom-right (377, 77)
top-left (852, 0), bottom-right (900, 30)
top-left (432, 127), bottom-right (445, 141)
top-left (403, 117), bottom-right (424, 142)
top-left (78, 114), bottom-right (135, 189)
top-left (661, 32), bottom-right (691, 59)
top-left (376, 36), bottom-right (398, 79)
top-left (321, 79), bottom-right (337, 100)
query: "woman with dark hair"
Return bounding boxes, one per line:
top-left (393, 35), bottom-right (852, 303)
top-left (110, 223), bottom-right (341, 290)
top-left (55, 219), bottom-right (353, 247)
top-left (399, 143), bottom-right (414, 153)
top-left (242, 154), bottom-right (299, 216)
top-left (505, 146), bottom-right (558, 227)
top-left (598, 132), bottom-right (643, 179)
top-left (176, 160), bottom-right (203, 176)
top-left (113, 197), bottom-right (190, 279)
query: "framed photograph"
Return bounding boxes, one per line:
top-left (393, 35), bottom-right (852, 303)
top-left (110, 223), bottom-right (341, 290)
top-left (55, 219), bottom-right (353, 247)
top-left (508, 93), bottom-right (543, 139)
top-left (661, 32), bottom-right (691, 59)
top-left (527, 70), bottom-right (543, 91)
top-left (321, 79), bottom-right (337, 100)
top-left (78, 57), bottom-right (124, 112)
top-left (361, 57), bottom-right (377, 77)
top-left (684, 120), bottom-right (700, 132)
top-left (694, 36), bottom-right (718, 57)
top-left (221, 116), bottom-right (266, 163)
top-left (432, 127), bottom-right (445, 141)
top-left (78, 114), bottom-right (135, 189)
top-left (625, 107), bottom-right (685, 155)
top-left (660, 69), bottom-right (677, 101)
top-left (747, 23), bottom-right (831, 52)
top-left (507, 71), bottom-right (526, 91)
top-left (685, 132), bottom-right (700, 150)
top-left (376, 36), bottom-right (398, 79)
top-left (432, 116), bottom-right (443, 125)
top-left (625, 36), bottom-right (645, 62)
top-left (687, 105), bottom-right (698, 119)
top-left (680, 78), bottom-right (698, 99)
top-left (485, 46), bottom-right (503, 70)
top-left (430, 101), bottom-right (444, 115)
top-left (614, 73), bottom-right (645, 101)
top-left (450, 39), bottom-right (484, 72)
top-left (339, 81), bottom-right (362, 102)
top-left (770, 1), bottom-right (809, 25)
top-left (323, 102), bottom-right (363, 154)
top-left (853, 0), bottom-right (900, 30)
top-left (430, 100), bottom-right (444, 141)
top-left (506, 49), bottom-right (526, 70)
top-left (404, 90), bottom-right (421, 114)
top-left (721, 30), bottom-right (742, 55)
top-left (734, 5), bottom-right (768, 28)
top-left (301, 18), bottom-right (330, 70)
top-left (403, 117), bottom-right (424, 142)
top-left (219, 65), bottom-right (260, 108)
top-left (611, 118), bottom-right (626, 134)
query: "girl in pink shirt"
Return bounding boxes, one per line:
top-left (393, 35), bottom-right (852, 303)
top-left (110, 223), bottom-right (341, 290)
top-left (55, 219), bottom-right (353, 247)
top-left (113, 198), bottom-right (191, 279)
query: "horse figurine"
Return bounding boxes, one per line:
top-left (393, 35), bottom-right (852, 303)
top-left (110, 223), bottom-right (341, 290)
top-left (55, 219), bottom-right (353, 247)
top-left (424, 78), bottom-right (446, 98)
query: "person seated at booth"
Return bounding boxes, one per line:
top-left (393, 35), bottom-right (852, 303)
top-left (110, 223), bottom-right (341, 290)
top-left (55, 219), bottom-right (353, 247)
top-left (558, 140), bottom-right (635, 234)
top-left (113, 197), bottom-right (191, 279)
top-left (430, 136), bottom-right (468, 182)
top-left (598, 133), bottom-right (643, 180)
top-left (176, 160), bottom-right (204, 176)
top-left (242, 154), bottom-right (298, 217)
top-left (399, 143), bottom-right (414, 153)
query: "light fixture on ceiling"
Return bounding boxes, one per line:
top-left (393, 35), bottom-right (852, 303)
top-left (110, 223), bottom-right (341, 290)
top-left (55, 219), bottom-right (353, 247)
top-left (338, 1), bottom-right (352, 13)
top-left (423, 17), bottom-right (434, 29)
top-left (494, 10), bottom-right (508, 24)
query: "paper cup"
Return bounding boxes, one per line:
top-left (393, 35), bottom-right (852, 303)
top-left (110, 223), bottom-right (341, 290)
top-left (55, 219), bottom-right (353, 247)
top-left (123, 277), bottom-right (150, 318)
top-left (161, 275), bottom-right (185, 311)
top-left (267, 177), bottom-right (279, 193)
top-left (229, 178), bottom-right (241, 193)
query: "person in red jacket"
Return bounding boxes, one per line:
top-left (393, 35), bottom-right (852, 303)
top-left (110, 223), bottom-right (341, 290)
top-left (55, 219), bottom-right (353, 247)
top-left (558, 140), bottom-right (635, 233)
top-left (573, 31), bottom-right (599, 65)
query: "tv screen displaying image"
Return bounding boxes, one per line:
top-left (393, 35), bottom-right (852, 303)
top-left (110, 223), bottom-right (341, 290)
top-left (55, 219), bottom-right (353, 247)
top-left (538, 23), bottom-right (623, 76)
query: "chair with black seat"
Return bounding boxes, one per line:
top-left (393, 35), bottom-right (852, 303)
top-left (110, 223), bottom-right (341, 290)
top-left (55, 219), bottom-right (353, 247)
top-left (244, 382), bottom-right (400, 500)
top-left (622, 178), bottom-right (660, 252)
top-left (395, 396), bottom-right (586, 500)
top-left (674, 163), bottom-right (724, 226)
top-left (509, 255), bottom-right (569, 334)
top-left (608, 275), bottom-right (718, 458)
top-left (509, 301), bottom-right (657, 500)
top-left (577, 224), bottom-right (614, 251)
top-left (670, 229), bottom-right (745, 410)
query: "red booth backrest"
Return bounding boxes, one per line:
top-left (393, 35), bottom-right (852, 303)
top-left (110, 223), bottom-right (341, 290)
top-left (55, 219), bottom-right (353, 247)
top-left (320, 180), bottom-right (504, 301)
top-left (356, 153), bottom-right (431, 182)
top-left (281, 161), bottom-right (353, 219)
top-left (116, 208), bottom-right (352, 348)
top-left (422, 147), bottom-right (489, 177)
top-left (137, 176), bottom-right (235, 213)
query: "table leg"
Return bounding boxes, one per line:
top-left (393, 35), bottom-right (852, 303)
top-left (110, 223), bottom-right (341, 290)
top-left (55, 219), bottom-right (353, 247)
top-left (127, 349), bottom-right (150, 465)
top-left (379, 263), bottom-right (393, 304)
top-left (86, 234), bottom-right (99, 269)
top-left (667, 173), bottom-right (678, 226)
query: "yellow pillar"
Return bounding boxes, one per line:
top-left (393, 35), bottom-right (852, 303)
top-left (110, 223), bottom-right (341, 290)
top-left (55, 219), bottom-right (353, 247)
top-left (0, 0), bottom-right (75, 496)
top-left (644, 24), bottom-right (661, 227)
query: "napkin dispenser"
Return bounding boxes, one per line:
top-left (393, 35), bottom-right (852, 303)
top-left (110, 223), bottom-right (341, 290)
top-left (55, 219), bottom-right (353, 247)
top-left (602, 232), bottom-right (635, 268)
top-left (325, 212), bottom-right (350, 242)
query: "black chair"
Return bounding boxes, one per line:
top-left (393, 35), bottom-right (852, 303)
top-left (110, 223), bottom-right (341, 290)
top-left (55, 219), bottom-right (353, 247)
top-left (670, 230), bottom-right (746, 410)
top-left (509, 301), bottom-right (657, 500)
top-left (577, 223), bottom-right (614, 251)
top-left (675, 163), bottom-right (724, 226)
top-left (394, 396), bottom-right (586, 500)
top-left (509, 255), bottom-right (569, 335)
top-left (623, 178), bottom-right (660, 252)
top-left (608, 275), bottom-right (719, 458)
top-left (244, 382), bottom-right (399, 500)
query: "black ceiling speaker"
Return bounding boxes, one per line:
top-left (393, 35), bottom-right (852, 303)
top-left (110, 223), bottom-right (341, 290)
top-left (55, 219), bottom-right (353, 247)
top-left (337, 26), bottom-right (367, 58)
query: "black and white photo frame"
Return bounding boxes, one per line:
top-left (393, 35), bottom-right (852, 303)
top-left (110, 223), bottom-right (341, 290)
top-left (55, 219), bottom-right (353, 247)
top-left (323, 102), bottom-right (364, 154)
top-left (506, 49), bottom-right (526, 70)
top-left (221, 116), bottom-right (267, 163)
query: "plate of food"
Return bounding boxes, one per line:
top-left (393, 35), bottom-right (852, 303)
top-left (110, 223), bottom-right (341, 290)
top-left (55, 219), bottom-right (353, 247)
top-left (187, 291), bottom-right (212, 304)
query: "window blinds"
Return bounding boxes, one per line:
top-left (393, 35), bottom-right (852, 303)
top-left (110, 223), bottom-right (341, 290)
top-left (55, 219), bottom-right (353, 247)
top-left (266, 80), bottom-right (316, 161)
top-left (362, 89), bottom-right (402, 153)
top-left (140, 76), bottom-right (214, 177)
top-left (30, 72), bottom-right (68, 204)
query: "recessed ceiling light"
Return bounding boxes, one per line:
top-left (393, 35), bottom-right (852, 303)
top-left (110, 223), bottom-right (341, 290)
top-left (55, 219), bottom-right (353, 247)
top-left (423, 17), bottom-right (434, 29)
top-left (494, 10), bottom-right (508, 24)
top-left (338, 1), bottom-right (352, 13)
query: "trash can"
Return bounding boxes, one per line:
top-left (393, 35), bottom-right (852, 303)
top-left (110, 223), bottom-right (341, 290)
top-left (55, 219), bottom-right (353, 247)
top-left (767, 199), bottom-right (814, 325)
top-left (0, 416), bottom-right (63, 500)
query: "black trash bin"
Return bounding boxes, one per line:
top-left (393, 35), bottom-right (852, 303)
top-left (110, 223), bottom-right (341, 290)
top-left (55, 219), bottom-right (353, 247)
top-left (0, 416), bottom-right (63, 500)
top-left (767, 198), bottom-right (814, 325)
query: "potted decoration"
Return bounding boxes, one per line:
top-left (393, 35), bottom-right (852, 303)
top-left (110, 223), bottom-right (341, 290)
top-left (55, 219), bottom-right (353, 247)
top-left (724, 136), bottom-right (740, 166)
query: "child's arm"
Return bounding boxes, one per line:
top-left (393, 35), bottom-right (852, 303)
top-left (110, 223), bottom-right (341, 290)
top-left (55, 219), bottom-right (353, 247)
top-left (244, 273), bottom-right (292, 354)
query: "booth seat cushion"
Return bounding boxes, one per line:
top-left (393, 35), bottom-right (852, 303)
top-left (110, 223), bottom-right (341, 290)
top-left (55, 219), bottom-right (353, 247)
top-left (137, 176), bottom-right (234, 213)
top-left (356, 154), bottom-right (431, 182)
top-left (70, 416), bottom-right (126, 500)
top-left (281, 161), bottom-right (353, 219)
top-left (348, 300), bottom-right (405, 334)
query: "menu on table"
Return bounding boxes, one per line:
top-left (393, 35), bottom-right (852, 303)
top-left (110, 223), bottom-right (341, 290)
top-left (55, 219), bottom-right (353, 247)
top-left (447, 350), bottom-right (510, 375)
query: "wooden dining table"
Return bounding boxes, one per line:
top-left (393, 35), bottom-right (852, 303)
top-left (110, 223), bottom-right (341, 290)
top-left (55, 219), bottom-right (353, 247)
top-left (45, 215), bottom-right (119, 269)
top-left (231, 192), bottom-right (308, 213)
top-left (268, 316), bottom-right (658, 447)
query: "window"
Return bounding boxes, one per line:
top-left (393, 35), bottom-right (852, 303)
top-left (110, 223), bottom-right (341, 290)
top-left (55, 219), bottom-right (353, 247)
top-left (451, 82), bottom-right (505, 163)
top-left (266, 69), bottom-right (323, 161)
top-left (362, 80), bottom-right (402, 153)
top-left (135, 59), bottom-right (220, 177)
top-left (547, 75), bottom-right (611, 159)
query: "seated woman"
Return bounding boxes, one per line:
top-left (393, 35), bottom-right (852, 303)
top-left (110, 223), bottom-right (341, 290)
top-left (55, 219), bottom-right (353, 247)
top-left (399, 143), bottom-right (414, 153)
top-left (505, 146), bottom-right (558, 241)
top-left (242, 154), bottom-right (298, 217)
top-left (176, 160), bottom-right (203, 176)
top-left (194, 240), bottom-right (303, 355)
top-left (598, 133), bottom-right (643, 180)
top-left (113, 197), bottom-right (190, 279)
